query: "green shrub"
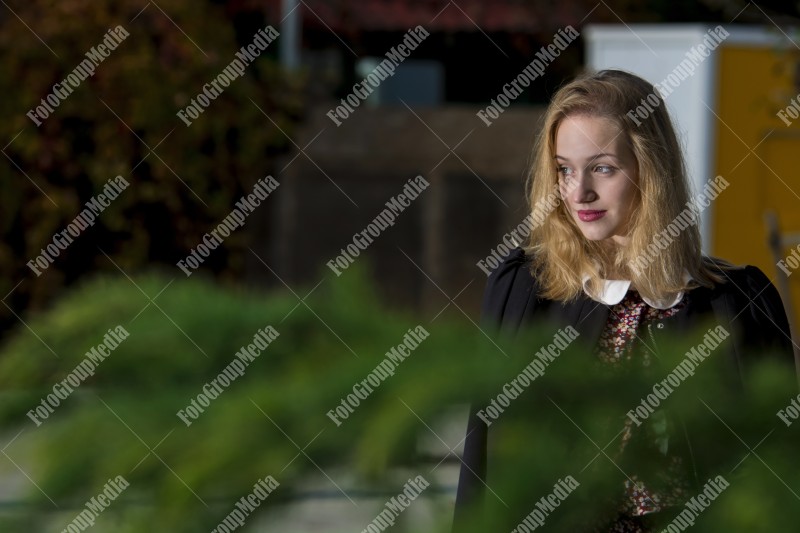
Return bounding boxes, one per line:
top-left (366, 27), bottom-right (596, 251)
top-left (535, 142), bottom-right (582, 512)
top-left (0, 266), bottom-right (797, 531)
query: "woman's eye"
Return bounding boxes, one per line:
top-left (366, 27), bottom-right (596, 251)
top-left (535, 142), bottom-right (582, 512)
top-left (594, 165), bottom-right (614, 174)
top-left (557, 166), bottom-right (573, 178)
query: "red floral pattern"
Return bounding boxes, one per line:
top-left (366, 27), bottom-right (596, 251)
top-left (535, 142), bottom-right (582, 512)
top-left (593, 289), bottom-right (690, 532)
top-left (596, 290), bottom-right (685, 366)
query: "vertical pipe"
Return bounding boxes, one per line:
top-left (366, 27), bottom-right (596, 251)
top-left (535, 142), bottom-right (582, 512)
top-left (281, 0), bottom-right (300, 70)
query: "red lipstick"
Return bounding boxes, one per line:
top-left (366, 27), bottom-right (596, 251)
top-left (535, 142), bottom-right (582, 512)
top-left (577, 210), bottom-right (606, 222)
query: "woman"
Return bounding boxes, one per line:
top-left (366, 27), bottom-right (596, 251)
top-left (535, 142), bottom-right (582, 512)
top-left (453, 69), bottom-right (794, 531)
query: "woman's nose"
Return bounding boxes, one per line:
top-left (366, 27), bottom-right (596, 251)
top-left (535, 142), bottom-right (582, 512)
top-left (567, 172), bottom-right (597, 204)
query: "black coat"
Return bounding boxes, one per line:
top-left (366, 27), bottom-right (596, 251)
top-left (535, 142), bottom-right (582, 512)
top-left (453, 247), bottom-right (795, 529)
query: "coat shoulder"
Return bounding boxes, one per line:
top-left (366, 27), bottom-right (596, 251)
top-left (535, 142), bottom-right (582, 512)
top-left (480, 247), bottom-right (538, 327)
top-left (701, 257), bottom-right (793, 359)
top-left (701, 256), bottom-right (779, 300)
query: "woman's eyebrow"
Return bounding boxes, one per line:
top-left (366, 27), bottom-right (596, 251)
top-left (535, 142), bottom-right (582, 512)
top-left (554, 153), bottom-right (619, 161)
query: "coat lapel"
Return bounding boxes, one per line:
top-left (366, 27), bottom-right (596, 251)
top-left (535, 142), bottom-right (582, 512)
top-left (548, 295), bottom-right (610, 349)
top-left (510, 268), bottom-right (611, 352)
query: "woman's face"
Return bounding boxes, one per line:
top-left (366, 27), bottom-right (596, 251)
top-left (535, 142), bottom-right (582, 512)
top-left (555, 115), bottom-right (639, 246)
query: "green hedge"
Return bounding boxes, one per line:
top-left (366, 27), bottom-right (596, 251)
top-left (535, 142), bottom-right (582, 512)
top-left (0, 265), bottom-right (798, 531)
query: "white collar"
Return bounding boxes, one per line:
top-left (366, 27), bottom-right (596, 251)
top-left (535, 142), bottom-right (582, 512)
top-left (581, 271), bottom-right (691, 310)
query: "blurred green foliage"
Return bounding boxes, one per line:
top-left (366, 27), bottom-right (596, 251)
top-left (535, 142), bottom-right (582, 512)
top-left (0, 0), bottom-right (304, 333)
top-left (0, 265), bottom-right (797, 531)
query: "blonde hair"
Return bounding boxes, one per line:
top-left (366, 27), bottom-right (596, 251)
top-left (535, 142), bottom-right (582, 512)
top-left (524, 69), bottom-right (735, 303)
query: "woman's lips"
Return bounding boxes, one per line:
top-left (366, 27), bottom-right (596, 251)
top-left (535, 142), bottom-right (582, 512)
top-left (577, 210), bottom-right (606, 222)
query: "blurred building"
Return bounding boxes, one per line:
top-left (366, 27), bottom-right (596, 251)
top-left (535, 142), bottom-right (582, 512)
top-left (241, 0), bottom-right (584, 315)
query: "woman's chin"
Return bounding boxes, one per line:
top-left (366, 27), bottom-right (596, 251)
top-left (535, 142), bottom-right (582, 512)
top-left (578, 229), bottom-right (612, 241)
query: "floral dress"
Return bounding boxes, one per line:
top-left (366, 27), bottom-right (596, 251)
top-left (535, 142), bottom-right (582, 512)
top-left (592, 289), bottom-right (692, 532)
